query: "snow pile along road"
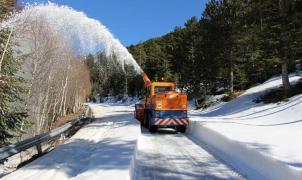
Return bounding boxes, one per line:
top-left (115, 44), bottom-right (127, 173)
top-left (188, 74), bottom-right (302, 179)
top-left (2, 104), bottom-right (140, 180)
top-left (131, 128), bottom-right (243, 180)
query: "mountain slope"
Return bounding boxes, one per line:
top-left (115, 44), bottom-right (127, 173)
top-left (190, 74), bottom-right (302, 171)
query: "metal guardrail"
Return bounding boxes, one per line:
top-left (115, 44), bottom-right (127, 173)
top-left (0, 116), bottom-right (90, 162)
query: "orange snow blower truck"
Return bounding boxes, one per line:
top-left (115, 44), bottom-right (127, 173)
top-left (134, 72), bottom-right (189, 133)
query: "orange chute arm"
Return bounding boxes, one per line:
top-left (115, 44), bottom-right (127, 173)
top-left (142, 72), bottom-right (152, 86)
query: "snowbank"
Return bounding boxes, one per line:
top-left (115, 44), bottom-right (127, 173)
top-left (188, 74), bottom-right (302, 179)
top-left (187, 122), bottom-right (302, 180)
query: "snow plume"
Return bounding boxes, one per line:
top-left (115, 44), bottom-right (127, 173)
top-left (0, 2), bottom-right (143, 73)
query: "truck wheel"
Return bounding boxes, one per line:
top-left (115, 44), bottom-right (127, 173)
top-left (143, 111), bottom-right (149, 128)
top-left (140, 120), bottom-right (144, 127)
top-left (148, 113), bottom-right (157, 133)
top-left (177, 126), bottom-right (186, 133)
top-left (149, 125), bottom-right (157, 133)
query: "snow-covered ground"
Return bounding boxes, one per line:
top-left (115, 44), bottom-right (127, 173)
top-left (3, 103), bottom-right (246, 180)
top-left (131, 128), bottom-right (243, 180)
top-left (189, 74), bottom-right (302, 176)
top-left (2, 104), bottom-right (141, 180)
top-left (5, 74), bottom-right (302, 180)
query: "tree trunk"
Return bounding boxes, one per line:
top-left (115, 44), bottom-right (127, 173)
top-left (50, 95), bottom-right (59, 130)
top-left (279, 0), bottom-right (291, 92)
top-left (229, 66), bottom-right (234, 93)
top-left (39, 74), bottom-right (52, 132)
top-left (281, 61), bottom-right (291, 91)
top-left (60, 63), bottom-right (70, 116)
top-left (0, 30), bottom-right (13, 73)
top-left (125, 73), bottom-right (128, 95)
top-left (62, 89), bottom-right (68, 116)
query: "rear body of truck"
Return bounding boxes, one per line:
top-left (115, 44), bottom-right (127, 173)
top-left (135, 81), bottom-right (188, 133)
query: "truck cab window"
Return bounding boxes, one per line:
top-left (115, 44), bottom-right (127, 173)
top-left (155, 86), bottom-right (173, 94)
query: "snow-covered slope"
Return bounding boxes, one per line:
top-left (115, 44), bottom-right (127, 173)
top-left (189, 74), bottom-right (302, 175)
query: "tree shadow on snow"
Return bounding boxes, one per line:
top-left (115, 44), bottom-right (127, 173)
top-left (287, 162), bottom-right (302, 168)
top-left (196, 119), bottom-right (302, 127)
top-left (19, 113), bottom-right (139, 178)
top-left (191, 94), bottom-right (302, 121)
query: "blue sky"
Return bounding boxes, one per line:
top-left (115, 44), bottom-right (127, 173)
top-left (21, 0), bottom-right (208, 46)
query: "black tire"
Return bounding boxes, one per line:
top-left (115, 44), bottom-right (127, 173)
top-left (177, 126), bottom-right (186, 133)
top-left (143, 111), bottom-right (149, 128)
top-left (140, 120), bottom-right (144, 127)
top-left (149, 125), bottom-right (157, 133)
top-left (148, 113), bottom-right (157, 133)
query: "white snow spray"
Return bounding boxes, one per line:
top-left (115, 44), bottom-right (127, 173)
top-left (1, 2), bottom-right (143, 73)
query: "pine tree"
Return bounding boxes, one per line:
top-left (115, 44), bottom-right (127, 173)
top-left (0, 28), bottom-right (28, 146)
top-left (0, 0), bottom-right (28, 146)
top-left (120, 0), bottom-right (302, 99)
top-left (259, 0), bottom-right (302, 91)
top-left (181, 17), bottom-right (201, 96)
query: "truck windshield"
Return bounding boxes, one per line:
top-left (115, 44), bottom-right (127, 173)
top-left (155, 86), bottom-right (173, 94)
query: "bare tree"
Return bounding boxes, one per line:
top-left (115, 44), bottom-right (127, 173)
top-left (5, 12), bottom-right (92, 137)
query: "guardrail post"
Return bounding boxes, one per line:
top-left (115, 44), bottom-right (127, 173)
top-left (36, 144), bottom-right (42, 154)
top-left (59, 133), bottom-right (65, 142)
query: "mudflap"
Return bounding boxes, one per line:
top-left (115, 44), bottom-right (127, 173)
top-left (135, 104), bottom-right (145, 122)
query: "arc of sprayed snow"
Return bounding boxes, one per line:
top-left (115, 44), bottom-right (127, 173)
top-left (1, 2), bottom-right (143, 74)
